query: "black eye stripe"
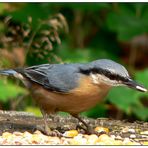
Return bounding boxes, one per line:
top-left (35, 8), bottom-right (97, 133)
top-left (80, 68), bottom-right (129, 82)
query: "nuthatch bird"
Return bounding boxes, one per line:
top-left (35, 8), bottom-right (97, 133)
top-left (0, 59), bottom-right (147, 135)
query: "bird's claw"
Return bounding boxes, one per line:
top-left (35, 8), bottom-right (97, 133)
top-left (48, 130), bottom-right (63, 137)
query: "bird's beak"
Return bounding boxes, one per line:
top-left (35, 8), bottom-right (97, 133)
top-left (124, 78), bottom-right (147, 92)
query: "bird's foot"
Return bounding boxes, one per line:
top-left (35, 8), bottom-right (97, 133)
top-left (44, 120), bottom-right (63, 137)
top-left (49, 129), bottom-right (63, 137)
top-left (86, 127), bottom-right (107, 136)
top-left (76, 124), bottom-right (106, 136)
top-left (36, 125), bottom-right (63, 137)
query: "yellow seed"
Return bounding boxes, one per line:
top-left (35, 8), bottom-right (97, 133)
top-left (140, 131), bottom-right (148, 135)
top-left (31, 134), bottom-right (41, 143)
top-left (143, 142), bottom-right (148, 145)
top-left (98, 134), bottom-right (112, 142)
top-left (64, 130), bottom-right (78, 137)
top-left (95, 126), bottom-right (109, 134)
top-left (2, 132), bottom-right (12, 139)
top-left (70, 140), bottom-right (80, 145)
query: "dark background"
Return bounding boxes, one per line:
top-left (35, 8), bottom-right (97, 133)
top-left (0, 3), bottom-right (147, 121)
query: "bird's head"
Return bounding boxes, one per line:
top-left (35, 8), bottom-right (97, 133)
top-left (80, 59), bottom-right (147, 92)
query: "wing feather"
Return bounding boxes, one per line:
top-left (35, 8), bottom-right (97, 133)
top-left (15, 64), bottom-right (79, 93)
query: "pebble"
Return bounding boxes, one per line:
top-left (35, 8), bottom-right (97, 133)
top-left (34, 130), bottom-right (42, 135)
top-left (0, 129), bottom-right (147, 145)
top-left (23, 131), bottom-right (33, 144)
top-left (23, 131), bottom-right (32, 139)
top-left (123, 137), bottom-right (130, 144)
top-left (122, 127), bottom-right (129, 133)
top-left (86, 134), bottom-right (99, 144)
top-left (13, 131), bottom-right (23, 136)
top-left (110, 135), bottom-right (116, 139)
top-left (48, 137), bottom-right (61, 145)
top-left (128, 129), bottom-right (135, 133)
top-left (60, 137), bottom-right (71, 145)
top-left (116, 135), bottom-right (122, 140)
top-left (2, 132), bottom-right (12, 139)
top-left (130, 134), bottom-right (136, 138)
top-left (98, 134), bottom-right (113, 142)
top-left (70, 134), bottom-right (87, 145)
top-left (141, 135), bottom-right (148, 138)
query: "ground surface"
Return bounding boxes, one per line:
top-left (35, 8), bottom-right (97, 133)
top-left (0, 110), bottom-right (148, 145)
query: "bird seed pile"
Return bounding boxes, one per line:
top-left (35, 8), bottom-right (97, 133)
top-left (0, 111), bottom-right (148, 145)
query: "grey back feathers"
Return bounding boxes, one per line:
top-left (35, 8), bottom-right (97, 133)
top-left (40, 64), bottom-right (81, 92)
top-left (16, 64), bottom-right (82, 93)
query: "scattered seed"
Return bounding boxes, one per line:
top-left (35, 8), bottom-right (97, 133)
top-left (141, 131), bottom-right (148, 135)
top-left (128, 129), bottom-right (135, 133)
top-left (95, 126), bottom-right (109, 134)
top-left (86, 134), bottom-right (99, 144)
top-left (63, 130), bottom-right (78, 137)
top-left (130, 134), bottom-right (136, 138)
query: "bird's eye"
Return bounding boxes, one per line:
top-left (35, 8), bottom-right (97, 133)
top-left (108, 74), bottom-right (117, 80)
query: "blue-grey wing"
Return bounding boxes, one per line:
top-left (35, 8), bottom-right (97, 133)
top-left (16, 64), bottom-right (81, 93)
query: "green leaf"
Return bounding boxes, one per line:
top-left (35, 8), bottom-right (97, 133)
top-left (106, 4), bottom-right (148, 41)
top-left (135, 69), bottom-right (148, 88)
top-left (107, 86), bottom-right (140, 114)
top-left (6, 4), bottom-right (50, 29)
top-left (107, 69), bottom-right (148, 120)
top-left (59, 3), bottom-right (110, 11)
top-left (56, 46), bottom-right (92, 63)
top-left (82, 103), bottom-right (107, 118)
top-left (132, 106), bottom-right (148, 120)
top-left (134, 69), bottom-right (148, 98)
top-left (0, 79), bottom-right (27, 102)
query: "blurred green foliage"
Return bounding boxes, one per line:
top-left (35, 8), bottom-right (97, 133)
top-left (25, 106), bottom-right (42, 117)
top-left (0, 79), bottom-right (27, 102)
top-left (0, 3), bottom-right (147, 121)
top-left (106, 4), bottom-right (148, 41)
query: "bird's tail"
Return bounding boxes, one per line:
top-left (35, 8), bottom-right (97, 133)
top-left (0, 69), bottom-right (18, 76)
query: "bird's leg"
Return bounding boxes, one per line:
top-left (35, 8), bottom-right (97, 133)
top-left (71, 114), bottom-right (94, 134)
top-left (40, 109), bottom-right (62, 137)
top-left (39, 109), bottom-right (52, 135)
